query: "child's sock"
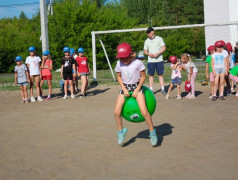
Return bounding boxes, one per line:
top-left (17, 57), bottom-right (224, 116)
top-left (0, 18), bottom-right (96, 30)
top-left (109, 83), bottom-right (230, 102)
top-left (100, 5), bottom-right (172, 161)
top-left (150, 129), bottom-right (156, 136)
top-left (48, 94), bottom-right (51, 98)
top-left (118, 129), bottom-right (124, 134)
top-left (161, 86), bottom-right (165, 91)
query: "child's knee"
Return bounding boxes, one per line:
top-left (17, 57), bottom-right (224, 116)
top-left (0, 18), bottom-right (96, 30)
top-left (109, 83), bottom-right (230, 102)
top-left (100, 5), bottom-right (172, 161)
top-left (114, 109), bottom-right (121, 118)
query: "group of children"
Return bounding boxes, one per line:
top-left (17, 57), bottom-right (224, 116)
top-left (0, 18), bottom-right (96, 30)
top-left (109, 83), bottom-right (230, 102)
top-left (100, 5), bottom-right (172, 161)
top-left (205, 40), bottom-right (238, 101)
top-left (165, 40), bottom-right (238, 101)
top-left (14, 46), bottom-right (90, 103)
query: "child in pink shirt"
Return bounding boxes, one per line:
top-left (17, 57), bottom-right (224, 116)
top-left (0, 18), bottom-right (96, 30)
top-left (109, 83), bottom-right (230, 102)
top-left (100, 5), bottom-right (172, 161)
top-left (166, 56), bottom-right (182, 100)
top-left (40, 50), bottom-right (53, 100)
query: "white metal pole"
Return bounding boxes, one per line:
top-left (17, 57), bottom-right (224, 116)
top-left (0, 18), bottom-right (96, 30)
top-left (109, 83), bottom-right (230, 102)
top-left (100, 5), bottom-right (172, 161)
top-left (40, 0), bottom-right (49, 52)
top-left (97, 35), bottom-right (116, 81)
top-left (92, 31), bottom-right (97, 81)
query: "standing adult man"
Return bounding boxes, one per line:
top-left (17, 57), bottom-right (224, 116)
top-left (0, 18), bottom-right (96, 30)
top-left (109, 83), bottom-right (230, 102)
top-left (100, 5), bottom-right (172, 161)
top-left (144, 27), bottom-right (167, 94)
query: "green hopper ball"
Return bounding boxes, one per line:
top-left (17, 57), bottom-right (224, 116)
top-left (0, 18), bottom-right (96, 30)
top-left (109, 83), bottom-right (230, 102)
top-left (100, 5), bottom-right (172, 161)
top-left (121, 86), bottom-right (156, 123)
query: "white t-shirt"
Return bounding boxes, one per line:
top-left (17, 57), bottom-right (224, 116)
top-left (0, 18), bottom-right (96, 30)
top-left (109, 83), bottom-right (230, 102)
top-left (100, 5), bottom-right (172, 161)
top-left (115, 59), bottom-right (145, 84)
top-left (212, 52), bottom-right (226, 69)
top-left (183, 61), bottom-right (198, 74)
top-left (144, 36), bottom-right (165, 63)
top-left (222, 50), bottom-right (228, 58)
top-left (25, 56), bottom-right (41, 76)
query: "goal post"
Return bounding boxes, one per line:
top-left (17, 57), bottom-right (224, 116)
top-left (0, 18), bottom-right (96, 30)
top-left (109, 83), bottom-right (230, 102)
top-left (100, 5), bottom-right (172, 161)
top-left (91, 22), bottom-right (238, 82)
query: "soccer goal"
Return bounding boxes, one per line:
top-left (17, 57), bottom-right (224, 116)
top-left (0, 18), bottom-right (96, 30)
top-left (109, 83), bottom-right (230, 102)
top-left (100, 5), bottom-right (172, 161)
top-left (91, 22), bottom-right (238, 82)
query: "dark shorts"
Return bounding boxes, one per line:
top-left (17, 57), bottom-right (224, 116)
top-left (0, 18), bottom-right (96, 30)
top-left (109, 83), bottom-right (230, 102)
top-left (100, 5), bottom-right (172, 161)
top-left (147, 62), bottom-right (164, 75)
top-left (120, 83), bottom-right (143, 94)
top-left (63, 71), bottom-right (73, 80)
top-left (171, 77), bottom-right (181, 85)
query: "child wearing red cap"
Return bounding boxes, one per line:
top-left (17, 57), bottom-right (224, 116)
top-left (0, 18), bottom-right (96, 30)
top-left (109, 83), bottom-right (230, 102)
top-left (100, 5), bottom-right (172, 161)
top-left (206, 45), bottom-right (216, 99)
top-left (181, 53), bottom-right (198, 99)
top-left (166, 56), bottom-right (182, 100)
top-left (114, 42), bottom-right (158, 147)
top-left (211, 41), bottom-right (228, 101)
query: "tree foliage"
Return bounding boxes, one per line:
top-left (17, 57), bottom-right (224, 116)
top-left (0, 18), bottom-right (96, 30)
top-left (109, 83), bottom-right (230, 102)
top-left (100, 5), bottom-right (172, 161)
top-left (0, 0), bottom-right (204, 73)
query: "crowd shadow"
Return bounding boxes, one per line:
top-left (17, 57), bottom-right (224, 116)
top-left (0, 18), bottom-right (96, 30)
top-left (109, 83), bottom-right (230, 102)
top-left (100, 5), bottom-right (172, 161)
top-left (123, 123), bottom-right (174, 147)
top-left (181, 91), bottom-right (203, 97)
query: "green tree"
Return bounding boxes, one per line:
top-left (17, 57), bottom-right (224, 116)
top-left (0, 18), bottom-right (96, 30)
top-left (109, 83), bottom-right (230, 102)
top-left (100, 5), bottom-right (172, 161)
top-left (19, 11), bottom-right (28, 19)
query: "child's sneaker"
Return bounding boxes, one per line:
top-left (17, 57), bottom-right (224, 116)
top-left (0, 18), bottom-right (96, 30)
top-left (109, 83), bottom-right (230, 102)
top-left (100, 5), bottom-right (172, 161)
top-left (37, 96), bottom-right (43, 102)
top-left (45, 97), bottom-right (51, 100)
top-left (219, 96), bottom-right (225, 100)
top-left (71, 94), bottom-right (75, 99)
top-left (188, 95), bottom-right (195, 99)
top-left (176, 95), bottom-right (182, 100)
top-left (149, 87), bottom-right (153, 91)
top-left (231, 88), bottom-right (235, 93)
top-left (79, 93), bottom-right (85, 98)
top-left (161, 89), bottom-right (167, 95)
top-left (21, 99), bottom-right (25, 103)
top-left (165, 94), bottom-right (170, 99)
top-left (236, 93), bottom-right (238, 97)
top-left (118, 128), bottom-right (128, 146)
top-left (212, 96), bottom-right (217, 101)
top-left (25, 99), bottom-right (29, 103)
top-left (185, 93), bottom-right (191, 99)
top-left (209, 95), bottom-right (213, 99)
top-left (63, 95), bottom-right (68, 99)
top-left (149, 129), bottom-right (158, 147)
top-left (30, 96), bottom-right (36, 103)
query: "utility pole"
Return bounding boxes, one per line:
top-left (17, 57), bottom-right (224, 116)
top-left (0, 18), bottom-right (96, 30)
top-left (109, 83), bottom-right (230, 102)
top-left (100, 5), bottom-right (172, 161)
top-left (40, 0), bottom-right (49, 52)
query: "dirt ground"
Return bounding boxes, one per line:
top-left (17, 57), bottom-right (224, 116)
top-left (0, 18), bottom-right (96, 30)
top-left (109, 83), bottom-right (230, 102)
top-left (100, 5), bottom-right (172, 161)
top-left (0, 83), bottom-right (237, 180)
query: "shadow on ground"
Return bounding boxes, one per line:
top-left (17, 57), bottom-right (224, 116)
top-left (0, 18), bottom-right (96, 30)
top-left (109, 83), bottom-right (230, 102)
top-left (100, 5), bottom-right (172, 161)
top-left (123, 123), bottom-right (174, 147)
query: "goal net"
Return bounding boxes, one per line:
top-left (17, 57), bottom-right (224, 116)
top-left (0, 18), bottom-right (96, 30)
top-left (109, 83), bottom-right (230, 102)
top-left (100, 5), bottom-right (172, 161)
top-left (91, 22), bottom-right (238, 82)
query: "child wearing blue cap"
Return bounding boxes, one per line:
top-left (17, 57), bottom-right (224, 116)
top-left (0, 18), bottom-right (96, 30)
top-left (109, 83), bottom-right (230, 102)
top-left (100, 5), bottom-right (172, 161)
top-left (14, 56), bottom-right (30, 103)
top-left (40, 50), bottom-right (53, 100)
top-left (25, 46), bottom-right (43, 102)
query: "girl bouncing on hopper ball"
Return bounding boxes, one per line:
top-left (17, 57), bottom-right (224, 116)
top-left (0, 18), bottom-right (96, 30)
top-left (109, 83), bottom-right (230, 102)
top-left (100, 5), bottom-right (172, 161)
top-left (113, 42), bottom-right (158, 147)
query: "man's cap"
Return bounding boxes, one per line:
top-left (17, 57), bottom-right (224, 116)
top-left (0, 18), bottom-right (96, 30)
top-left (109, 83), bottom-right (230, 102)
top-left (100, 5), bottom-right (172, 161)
top-left (146, 27), bottom-right (154, 34)
top-left (116, 42), bottom-right (132, 59)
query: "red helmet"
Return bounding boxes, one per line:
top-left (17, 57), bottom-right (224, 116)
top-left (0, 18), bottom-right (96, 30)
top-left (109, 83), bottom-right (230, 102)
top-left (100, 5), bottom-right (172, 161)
top-left (214, 41), bottom-right (223, 47)
top-left (219, 40), bottom-right (226, 47)
top-left (225, 42), bottom-right (232, 52)
top-left (185, 80), bottom-right (191, 92)
top-left (169, 55), bottom-right (177, 64)
top-left (207, 45), bottom-right (215, 52)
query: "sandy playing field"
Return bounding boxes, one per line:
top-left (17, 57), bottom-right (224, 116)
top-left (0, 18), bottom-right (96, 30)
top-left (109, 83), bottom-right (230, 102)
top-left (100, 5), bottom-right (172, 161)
top-left (0, 83), bottom-right (237, 180)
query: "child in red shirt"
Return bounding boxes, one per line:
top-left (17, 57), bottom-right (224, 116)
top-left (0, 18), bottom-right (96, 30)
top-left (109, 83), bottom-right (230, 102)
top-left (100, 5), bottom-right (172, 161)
top-left (75, 47), bottom-right (90, 97)
top-left (40, 50), bottom-right (53, 100)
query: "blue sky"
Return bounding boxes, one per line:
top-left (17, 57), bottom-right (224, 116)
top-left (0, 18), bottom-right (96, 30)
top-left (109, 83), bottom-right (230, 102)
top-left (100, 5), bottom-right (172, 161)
top-left (0, 0), bottom-right (40, 19)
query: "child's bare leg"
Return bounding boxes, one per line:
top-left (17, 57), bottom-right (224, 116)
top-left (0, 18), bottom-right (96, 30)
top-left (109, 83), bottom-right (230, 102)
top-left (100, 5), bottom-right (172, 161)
top-left (214, 75), bottom-right (219, 96)
top-left (48, 80), bottom-right (52, 95)
top-left (64, 80), bottom-right (68, 95)
top-left (40, 79), bottom-right (44, 97)
top-left (219, 73), bottom-right (225, 96)
top-left (167, 84), bottom-right (173, 95)
top-left (23, 85), bottom-right (28, 99)
top-left (210, 81), bottom-right (215, 95)
top-left (30, 76), bottom-right (34, 97)
top-left (20, 86), bottom-right (24, 99)
top-left (136, 92), bottom-right (154, 132)
top-left (81, 76), bottom-right (87, 94)
top-left (69, 80), bottom-right (74, 95)
top-left (35, 76), bottom-right (40, 97)
top-left (177, 84), bottom-right (181, 96)
top-left (114, 94), bottom-right (125, 131)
